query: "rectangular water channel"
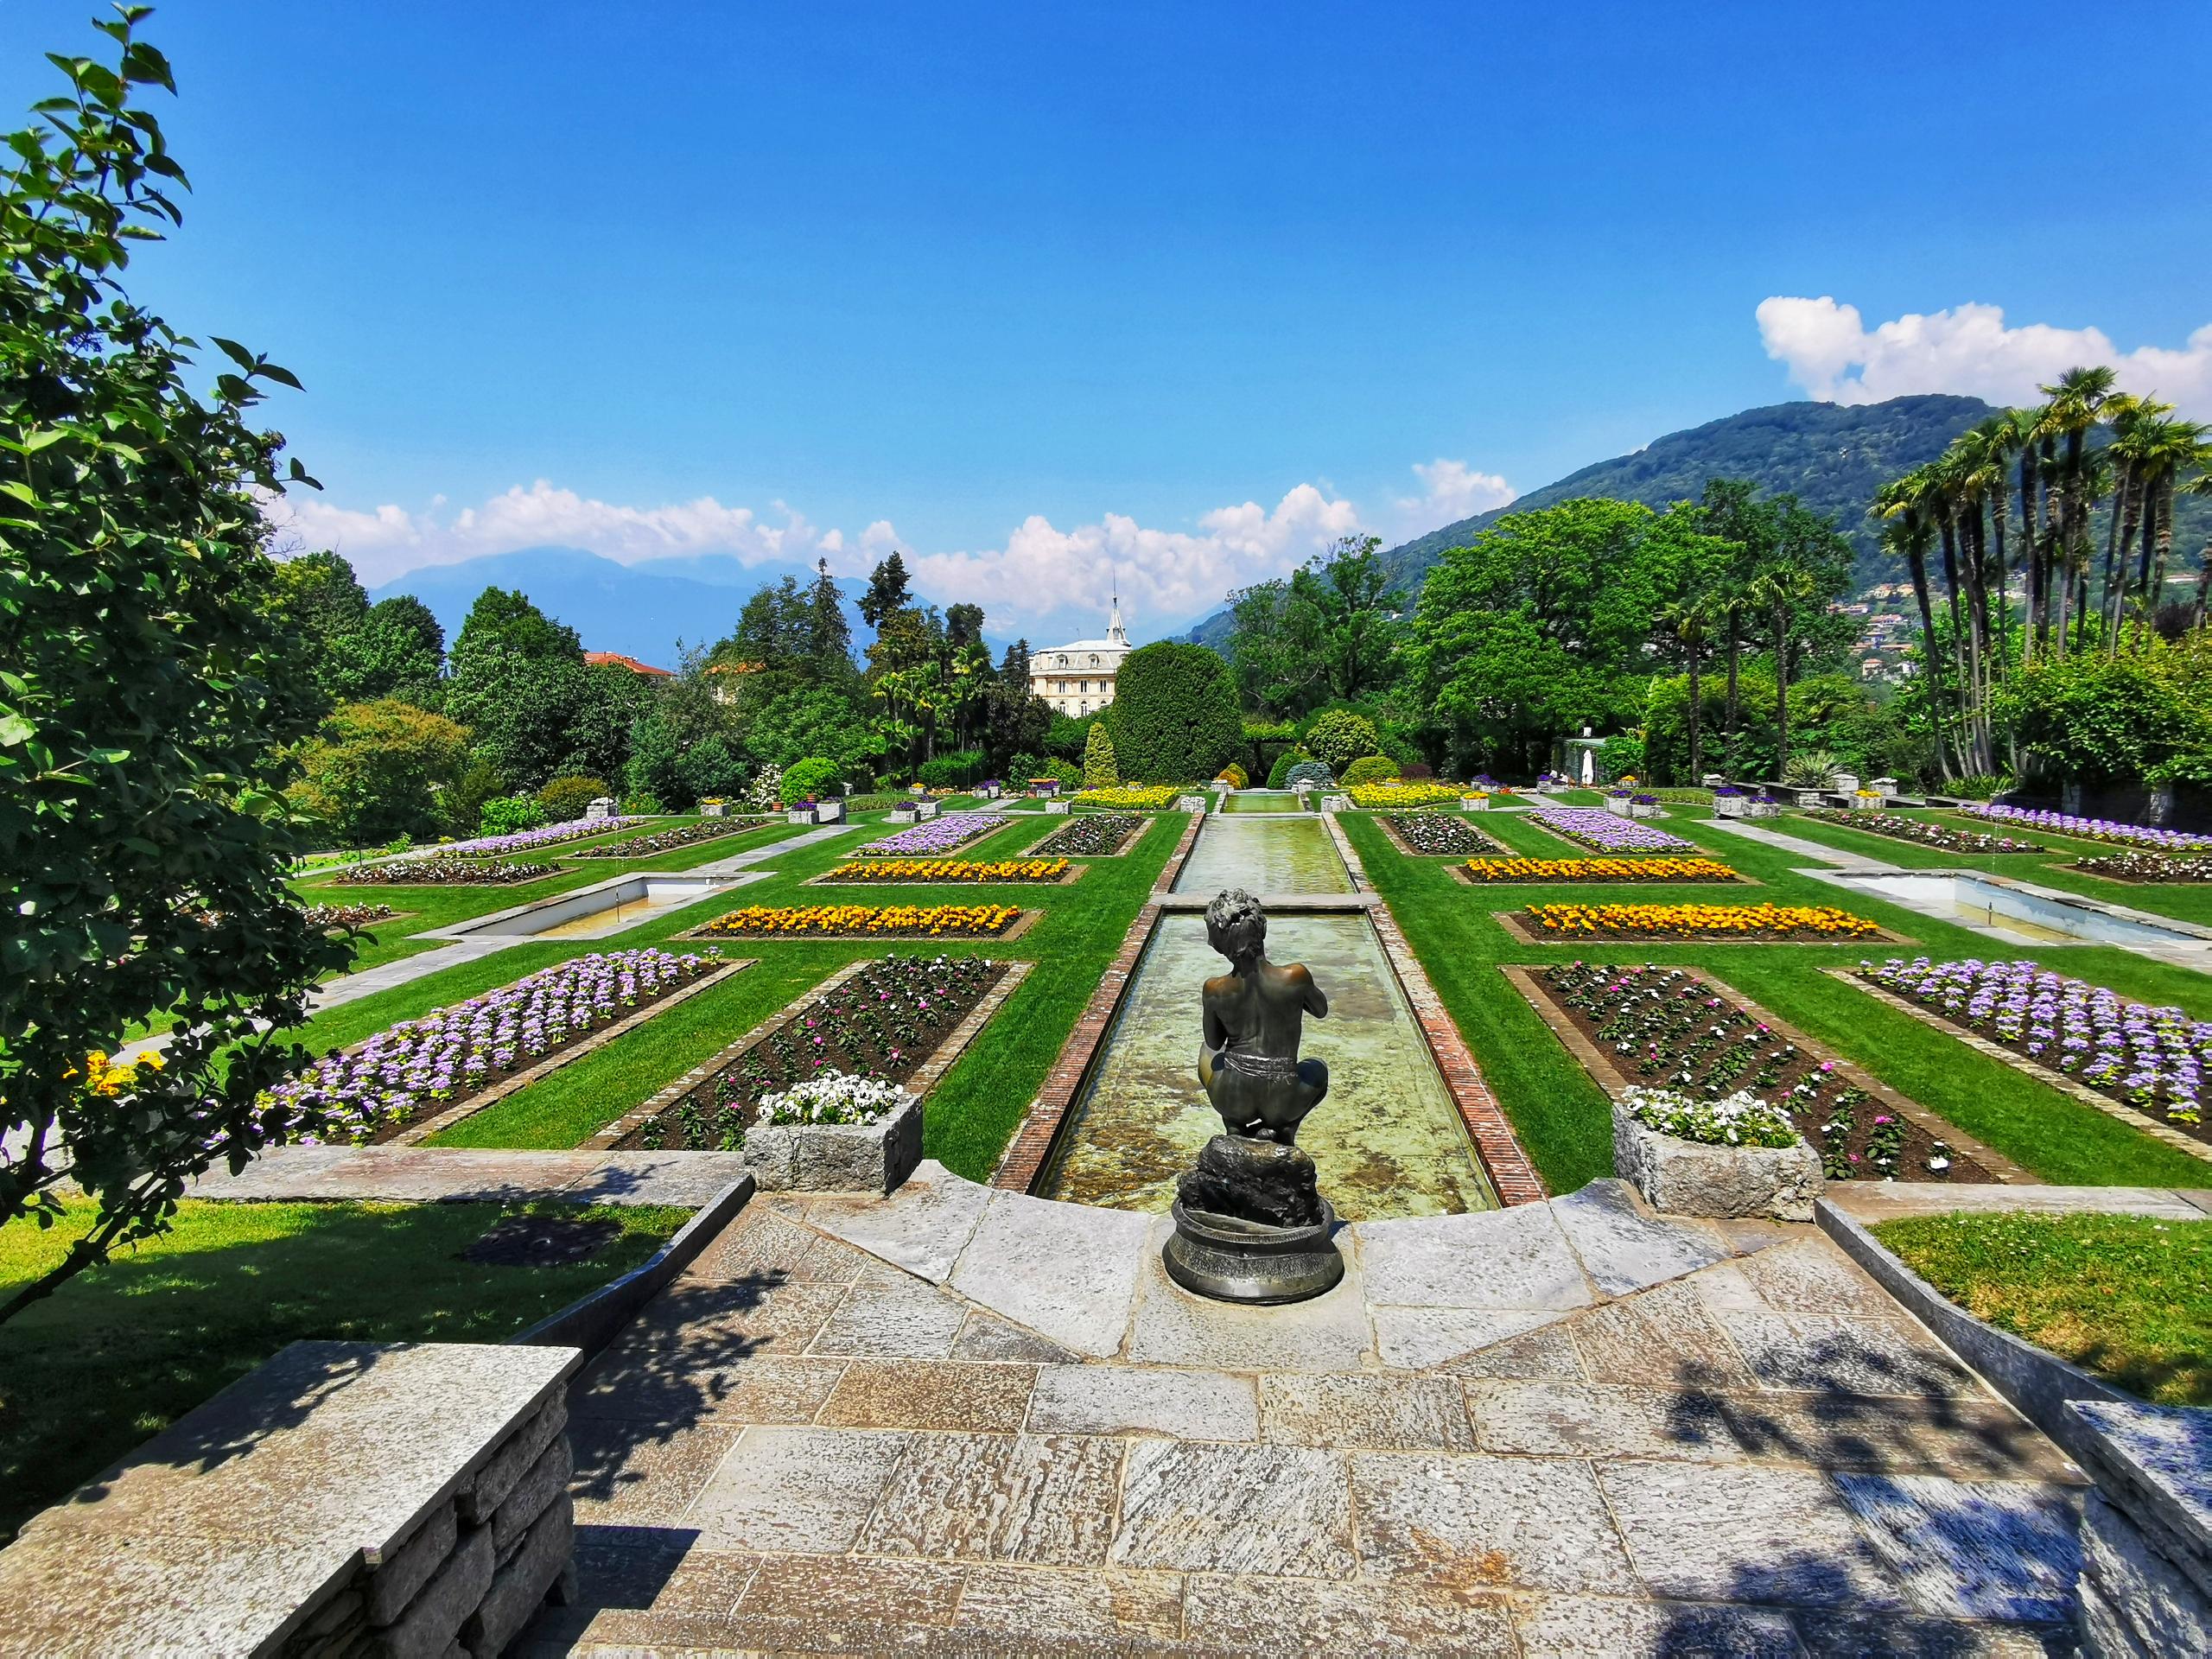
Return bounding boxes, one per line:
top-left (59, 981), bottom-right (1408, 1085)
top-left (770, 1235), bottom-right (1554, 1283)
top-left (1045, 813), bottom-right (1499, 1218)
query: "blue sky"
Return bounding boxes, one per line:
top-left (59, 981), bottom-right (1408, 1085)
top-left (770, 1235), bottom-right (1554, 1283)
top-left (5, 1), bottom-right (2209, 645)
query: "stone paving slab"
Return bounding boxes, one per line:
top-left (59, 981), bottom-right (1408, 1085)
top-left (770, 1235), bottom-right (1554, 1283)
top-left (528, 1168), bottom-right (2101, 1654)
top-left (189, 1145), bottom-right (749, 1208)
top-left (1825, 1179), bottom-right (2212, 1224)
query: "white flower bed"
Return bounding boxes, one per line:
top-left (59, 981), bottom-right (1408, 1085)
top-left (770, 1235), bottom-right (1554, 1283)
top-left (756, 1071), bottom-right (909, 1128)
top-left (1622, 1084), bottom-right (1801, 1148)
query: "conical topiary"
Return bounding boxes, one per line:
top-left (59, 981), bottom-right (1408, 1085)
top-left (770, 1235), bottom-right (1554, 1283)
top-left (1083, 721), bottom-right (1120, 789)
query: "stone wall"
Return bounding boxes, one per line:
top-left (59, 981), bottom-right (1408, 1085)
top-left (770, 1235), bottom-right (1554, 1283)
top-left (0, 1340), bottom-right (582, 1658)
top-left (2068, 1400), bottom-right (2212, 1656)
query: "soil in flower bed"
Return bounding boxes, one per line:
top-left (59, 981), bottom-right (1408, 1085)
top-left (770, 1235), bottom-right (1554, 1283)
top-left (613, 954), bottom-right (1012, 1150)
top-left (1802, 810), bottom-right (2043, 854)
top-left (1516, 902), bottom-right (1886, 942)
top-left (1530, 961), bottom-right (1992, 1182)
top-left (2070, 852), bottom-right (2212, 884)
top-left (1859, 957), bottom-right (2212, 1145)
top-left (1380, 813), bottom-right (1505, 856)
top-left (689, 902), bottom-right (1027, 939)
top-left (1027, 814), bottom-right (1146, 856)
top-left (574, 819), bottom-right (774, 857)
top-left (332, 855), bottom-right (563, 887)
top-left (273, 949), bottom-right (726, 1144)
top-left (1457, 857), bottom-right (1740, 885)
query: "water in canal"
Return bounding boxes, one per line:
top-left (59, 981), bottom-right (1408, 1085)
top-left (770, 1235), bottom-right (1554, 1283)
top-left (1173, 813), bottom-right (1348, 896)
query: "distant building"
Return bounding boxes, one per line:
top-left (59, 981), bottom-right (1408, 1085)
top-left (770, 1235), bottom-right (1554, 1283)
top-left (584, 651), bottom-right (672, 678)
top-left (1031, 599), bottom-right (1134, 718)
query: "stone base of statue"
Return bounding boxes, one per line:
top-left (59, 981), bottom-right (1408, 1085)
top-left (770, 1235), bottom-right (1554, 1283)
top-left (1162, 1135), bottom-right (1344, 1304)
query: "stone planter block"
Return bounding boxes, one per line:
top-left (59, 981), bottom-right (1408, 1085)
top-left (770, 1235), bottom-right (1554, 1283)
top-left (1319, 793), bottom-right (1351, 813)
top-left (1178, 793), bottom-right (1208, 812)
top-left (816, 799), bottom-right (846, 823)
top-left (1463, 797), bottom-right (1490, 811)
top-left (1714, 797), bottom-right (1745, 818)
top-left (1850, 794), bottom-right (1882, 810)
top-left (2067, 1400), bottom-right (2212, 1656)
top-left (1792, 789), bottom-right (1824, 807)
top-left (1046, 799), bottom-right (1072, 815)
top-left (1630, 802), bottom-right (1659, 818)
top-left (1870, 777), bottom-right (1898, 798)
top-left (890, 805), bottom-right (920, 823)
top-left (917, 801), bottom-right (940, 819)
top-left (1611, 1099), bottom-right (1822, 1222)
top-left (585, 797), bottom-right (616, 821)
top-left (786, 806), bottom-right (818, 824)
top-left (1745, 800), bottom-right (1780, 819)
top-left (746, 1095), bottom-right (923, 1195)
top-left (701, 801), bottom-right (727, 817)
top-left (1604, 796), bottom-right (1630, 815)
top-left (1832, 772), bottom-right (1860, 794)
top-left (1700, 772), bottom-right (1726, 789)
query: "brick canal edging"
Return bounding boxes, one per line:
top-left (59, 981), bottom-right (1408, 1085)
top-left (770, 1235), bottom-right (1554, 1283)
top-left (584, 959), bottom-right (1033, 1152)
top-left (992, 810), bottom-right (1205, 1192)
top-left (1325, 812), bottom-right (1548, 1205)
top-left (391, 957), bottom-right (755, 1145)
top-left (1834, 967), bottom-right (2212, 1169)
top-left (1500, 963), bottom-right (2032, 1186)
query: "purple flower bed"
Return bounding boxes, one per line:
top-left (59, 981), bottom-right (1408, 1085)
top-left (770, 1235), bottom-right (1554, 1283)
top-left (1961, 804), bottom-right (2212, 854)
top-left (1861, 955), bottom-right (2209, 1133)
top-left (1529, 806), bottom-right (1698, 854)
top-left (435, 816), bottom-right (651, 859)
top-left (857, 813), bottom-right (1008, 856)
top-left (271, 947), bottom-right (718, 1142)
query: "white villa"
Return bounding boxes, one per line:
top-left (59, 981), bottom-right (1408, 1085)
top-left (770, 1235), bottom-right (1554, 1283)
top-left (1030, 599), bottom-right (1133, 717)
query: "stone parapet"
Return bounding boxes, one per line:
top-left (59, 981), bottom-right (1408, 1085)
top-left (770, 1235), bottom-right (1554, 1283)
top-left (2069, 1400), bottom-right (2212, 1656)
top-left (0, 1340), bottom-right (581, 1658)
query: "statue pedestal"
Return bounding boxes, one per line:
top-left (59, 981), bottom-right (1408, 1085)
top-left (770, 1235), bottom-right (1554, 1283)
top-left (1161, 1135), bottom-right (1344, 1305)
top-left (1163, 1198), bottom-right (1344, 1305)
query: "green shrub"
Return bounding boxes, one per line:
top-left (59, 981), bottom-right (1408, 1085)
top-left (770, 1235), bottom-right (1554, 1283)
top-left (537, 774), bottom-right (610, 823)
top-left (1598, 733), bottom-right (1645, 781)
top-left (917, 749), bottom-right (985, 789)
top-left (1265, 748), bottom-right (1312, 789)
top-left (1215, 761), bottom-right (1249, 788)
top-left (1106, 642), bottom-right (1242, 784)
top-left (1083, 723), bottom-right (1119, 789)
top-left (1340, 755), bottom-right (1401, 787)
top-left (781, 756), bottom-right (841, 800)
top-left (1303, 710), bottom-right (1381, 774)
top-left (1285, 760), bottom-right (1333, 791)
top-left (478, 795), bottom-right (548, 836)
top-left (1043, 757), bottom-right (1082, 788)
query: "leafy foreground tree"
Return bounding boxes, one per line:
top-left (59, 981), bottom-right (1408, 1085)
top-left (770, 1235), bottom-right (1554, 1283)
top-left (1106, 642), bottom-right (1242, 783)
top-left (0, 10), bottom-right (351, 1322)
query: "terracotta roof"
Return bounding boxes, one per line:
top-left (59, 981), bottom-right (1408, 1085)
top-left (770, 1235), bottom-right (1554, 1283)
top-left (584, 651), bottom-right (673, 677)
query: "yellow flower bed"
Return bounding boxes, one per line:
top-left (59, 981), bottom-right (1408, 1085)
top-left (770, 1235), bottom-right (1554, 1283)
top-left (67, 1049), bottom-right (165, 1098)
top-left (825, 858), bottom-right (1069, 883)
top-left (1347, 782), bottom-right (1464, 809)
top-left (1074, 785), bottom-right (1181, 810)
top-left (696, 902), bottom-right (1021, 938)
top-left (1465, 857), bottom-right (1738, 883)
top-left (1522, 901), bottom-right (1880, 939)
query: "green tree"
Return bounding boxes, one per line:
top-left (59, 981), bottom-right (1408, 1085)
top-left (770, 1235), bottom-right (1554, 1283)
top-left (0, 12), bottom-right (354, 1320)
top-left (857, 550), bottom-right (912, 630)
top-left (1302, 709), bottom-right (1380, 774)
top-left (287, 699), bottom-right (470, 844)
top-left (1082, 721), bottom-right (1118, 787)
top-left (1105, 642), bottom-right (1242, 783)
top-left (747, 685), bottom-right (874, 775)
top-left (331, 594), bottom-right (445, 709)
top-left (445, 588), bottom-right (601, 790)
top-left (269, 548), bottom-right (368, 702)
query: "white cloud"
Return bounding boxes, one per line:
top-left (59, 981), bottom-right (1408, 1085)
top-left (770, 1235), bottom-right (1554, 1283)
top-left (1758, 296), bottom-right (2212, 415)
top-left (268, 459), bottom-right (1517, 634)
top-left (1395, 458), bottom-right (1516, 533)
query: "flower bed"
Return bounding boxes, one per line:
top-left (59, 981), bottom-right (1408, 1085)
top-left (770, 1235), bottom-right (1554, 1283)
top-left (269, 948), bottom-right (720, 1143)
top-left (332, 855), bottom-right (561, 887)
top-left (1347, 782), bottom-right (1465, 810)
top-left (2073, 852), bottom-right (2212, 884)
top-left (1859, 956), bottom-right (2211, 1136)
top-left (1535, 961), bottom-right (1986, 1180)
top-left (574, 818), bottom-right (773, 857)
top-left (856, 814), bottom-right (1009, 856)
top-left (302, 902), bottom-right (398, 928)
top-left (1520, 902), bottom-right (1883, 941)
top-left (1621, 1084), bottom-right (1799, 1147)
top-left (1802, 809), bottom-right (2042, 854)
top-left (1961, 804), bottom-right (2212, 854)
top-left (1073, 785), bottom-right (1181, 810)
top-left (692, 902), bottom-right (1022, 938)
top-left (435, 816), bottom-right (649, 858)
top-left (1382, 813), bottom-right (1504, 855)
top-left (821, 858), bottom-right (1070, 883)
top-left (615, 954), bottom-right (1008, 1150)
top-left (1463, 856), bottom-right (1739, 884)
top-left (1526, 806), bottom-right (1699, 855)
top-left (1027, 813), bottom-right (1144, 856)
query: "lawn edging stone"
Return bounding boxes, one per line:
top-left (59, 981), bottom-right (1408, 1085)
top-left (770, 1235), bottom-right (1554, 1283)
top-left (514, 1173), bottom-right (757, 1357)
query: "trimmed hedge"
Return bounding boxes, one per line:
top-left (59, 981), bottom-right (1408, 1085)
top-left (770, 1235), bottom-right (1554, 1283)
top-left (1304, 710), bottom-right (1381, 774)
top-left (1340, 755), bottom-right (1401, 787)
top-left (1107, 642), bottom-right (1243, 785)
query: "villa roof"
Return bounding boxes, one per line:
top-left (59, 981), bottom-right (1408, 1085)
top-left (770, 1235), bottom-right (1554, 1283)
top-left (1039, 639), bottom-right (1129, 655)
top-left (584, 651), bottom-right (673, 677)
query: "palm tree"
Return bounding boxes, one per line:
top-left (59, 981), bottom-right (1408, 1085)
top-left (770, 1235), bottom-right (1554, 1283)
top-left (2037, 365), bottom-right (2119, 658)
top-left (1961, 415), bottom-right (2018, 685)
top-left (2005, 406), bottom-right (2047, 658)
top-left (2136, 422), bottom-right (2212, 638)
top-left (1661, 594), bottom-right (1715, 781)
top-left (2185, 469), bottom-right (2212, 630)
top-left (1750, 566), bottom-right (1817, 774)
top-left (1873, 474), bottom-right (1955, 781)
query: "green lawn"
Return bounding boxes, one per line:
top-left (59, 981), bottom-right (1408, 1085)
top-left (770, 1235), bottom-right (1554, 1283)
top-left (287, 809), bottom-right (1182, 1179)
top-left (0, 1198), bottom-right (685, 1543)
top-left (1874, 1211), bottom-right (2212, 1406)
top-left (1342, 808), bottom-right (2212, 1194)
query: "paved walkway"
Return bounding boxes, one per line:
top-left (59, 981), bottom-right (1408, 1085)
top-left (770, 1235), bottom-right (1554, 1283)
top-left (524, 1166), bottom-right (2085, 1656)
top-left (188, 1146), bottom-right (750, 1208)
top-left (1824, 1179), bottom-right (2212, 1225)
top-left (1699, 816), bottom-right (1903, 871)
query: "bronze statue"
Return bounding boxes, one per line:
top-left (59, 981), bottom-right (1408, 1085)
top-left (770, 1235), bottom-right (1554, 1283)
top-left (1164, 888), bottom-right (1344, 1302)
top-left (1198, 889), bottom-right (1329, 1142)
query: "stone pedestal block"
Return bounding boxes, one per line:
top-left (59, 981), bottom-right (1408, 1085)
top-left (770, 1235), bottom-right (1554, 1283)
top-left (1611, 1099), bottom-right (1822, 1223)
top-left (746, 1095), bottom-right (923, 1195)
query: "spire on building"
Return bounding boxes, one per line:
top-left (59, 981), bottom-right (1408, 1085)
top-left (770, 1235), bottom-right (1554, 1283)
top-left (1107, 582), bottom-right (1127, 646)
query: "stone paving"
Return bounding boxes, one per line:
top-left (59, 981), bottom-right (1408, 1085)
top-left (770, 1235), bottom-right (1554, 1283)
top-left (188, 1147), bottom-right (750, 1208)
top-left (522, 1165), bottom-right (2087, 1655)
